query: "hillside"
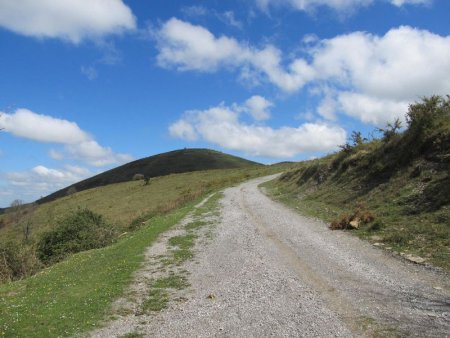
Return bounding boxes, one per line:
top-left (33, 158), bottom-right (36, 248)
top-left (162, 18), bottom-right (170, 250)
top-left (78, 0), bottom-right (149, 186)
top-left (264, 96), bottom-right (450, 271)
top-left (37, 148), bottom-right (261, 204)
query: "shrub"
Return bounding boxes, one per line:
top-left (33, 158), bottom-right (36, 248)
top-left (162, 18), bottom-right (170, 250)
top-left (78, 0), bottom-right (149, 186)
top-left (37, 208), bottom-right (116, 264)
top-left (330, 205), bottom-right (375, 230)
top-left (0, 241), bottom-right (42, 283)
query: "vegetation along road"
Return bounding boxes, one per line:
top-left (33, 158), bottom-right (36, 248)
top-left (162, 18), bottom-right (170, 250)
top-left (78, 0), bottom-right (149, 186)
top-left (90, 175), bottom-right (450, 337)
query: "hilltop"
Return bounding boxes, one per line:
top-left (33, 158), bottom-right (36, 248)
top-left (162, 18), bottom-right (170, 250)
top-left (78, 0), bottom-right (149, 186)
top-left (37, 148), bottom-right (261, 204)
top-left (264, 96), bottom-right (450, 271)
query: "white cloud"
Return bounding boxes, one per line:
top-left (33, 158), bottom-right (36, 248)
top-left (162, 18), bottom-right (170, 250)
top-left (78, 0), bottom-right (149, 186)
top-left (1, 165), bottom-right (92, 204)
top-left (0, 109), bottom-right (89, 144)
top-left (244, 95), bottom-right (273, 120)
top-left (81, 65), bottom-right (98, 80)
top-left (169, 99), bottom-right (346, 158)
top-left (220, 11), bottom-right (243, 29)
top-left (309, 26), bottom-right (450, 123)
top-left (0, 108), bottom-right (133, 167)
top-left (155, 18), bottom-right (314, 92)
top-left (48, 149), bottom-right (64, 160)
top-left (255, 0), bottom-right (431, 12)
top-left (390, 0), bottom-right (430, 6)
top-left (66, 140), bottom-right (133, 167)
top-left (169, 120), bottom-right (198, 141)
top-left (156, 20), bottom-right (450, 126)
top-left (181, 5), bottom-right (209, 17)
top-left (0, 0), bottom-right (136, 43)
top-left (156, 18), bottom-right (248, 72)
top-left (337, 92), bottom-right (409, 125)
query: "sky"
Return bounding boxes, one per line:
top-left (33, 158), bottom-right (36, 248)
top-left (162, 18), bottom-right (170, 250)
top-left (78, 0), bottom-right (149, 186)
top-left (0, 0), bottom-right (449, 207)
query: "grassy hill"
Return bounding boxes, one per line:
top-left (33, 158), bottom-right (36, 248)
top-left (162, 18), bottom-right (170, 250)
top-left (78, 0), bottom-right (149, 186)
top-left (0, 158), bottom-right (292, 282)
top-left (37, 148), bottom-right (261, 204)
top-left (264, 96), bottom-right (450, 271)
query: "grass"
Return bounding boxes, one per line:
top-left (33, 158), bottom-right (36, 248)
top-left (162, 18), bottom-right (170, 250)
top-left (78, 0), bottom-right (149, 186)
top-left (153, 274), bottom-right (190, 290)
top-left (185, 220), bottom-right (208, 230)
top-left (168, 234), bottom-right (197, 250)
top-left (264, 167), bottom-right (450, 271)
top-left (143, 190), bottom-right (224, 315)
top-left (0, 203), bottom-right (195, 338)
top-left (0, 164), bottom-right (291, 247)
top-left (142, 289), bottom-right (170, 312)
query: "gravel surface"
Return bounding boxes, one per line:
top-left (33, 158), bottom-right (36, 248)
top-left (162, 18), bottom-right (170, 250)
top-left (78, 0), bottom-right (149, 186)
top-left (91, 175), bottom-right (450, 337)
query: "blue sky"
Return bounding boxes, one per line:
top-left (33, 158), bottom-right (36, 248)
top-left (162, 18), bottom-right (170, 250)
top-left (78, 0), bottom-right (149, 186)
top-left (0, 0), bottom-right (449, 207)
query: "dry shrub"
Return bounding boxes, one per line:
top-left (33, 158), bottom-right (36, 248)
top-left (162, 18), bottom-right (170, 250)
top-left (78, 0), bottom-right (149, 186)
top-left (330, 205), bottom-right (375, 230)
top-left (0, 241), bottom-right (42, 283)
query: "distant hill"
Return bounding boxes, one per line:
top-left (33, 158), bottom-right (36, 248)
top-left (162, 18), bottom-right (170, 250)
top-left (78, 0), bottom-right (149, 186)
top-left (37, 148), bottom-right (260, 204)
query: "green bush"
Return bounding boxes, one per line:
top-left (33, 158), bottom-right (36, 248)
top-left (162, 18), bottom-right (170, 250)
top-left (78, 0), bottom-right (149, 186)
top-left (37, 208), bottom-right (116, 264)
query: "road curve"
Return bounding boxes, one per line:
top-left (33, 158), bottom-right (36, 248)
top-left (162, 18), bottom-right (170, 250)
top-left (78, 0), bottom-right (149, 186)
top-left (144, 175), bottom-right (450, 337)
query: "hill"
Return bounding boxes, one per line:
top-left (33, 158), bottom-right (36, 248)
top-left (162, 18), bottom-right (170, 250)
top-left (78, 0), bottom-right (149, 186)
top-left (264, 96), bottom-right (450, 271)
top-left (37, 148), bottom-right (260, 204)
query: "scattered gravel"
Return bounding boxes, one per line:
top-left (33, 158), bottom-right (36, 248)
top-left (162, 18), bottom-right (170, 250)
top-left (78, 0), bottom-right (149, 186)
top-left (90, 175), bottom-right (450, 337)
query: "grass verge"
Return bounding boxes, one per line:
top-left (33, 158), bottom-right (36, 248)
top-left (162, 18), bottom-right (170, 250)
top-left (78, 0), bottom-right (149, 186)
top-left (0, 202), bottom-right (196, 338)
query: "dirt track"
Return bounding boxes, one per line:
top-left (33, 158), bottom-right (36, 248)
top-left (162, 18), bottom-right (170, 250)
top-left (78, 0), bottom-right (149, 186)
top-left (92, 175), bottom-right (450, 337)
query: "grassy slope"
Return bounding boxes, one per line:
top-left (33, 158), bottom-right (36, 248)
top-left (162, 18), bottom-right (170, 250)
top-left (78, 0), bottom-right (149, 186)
top-left (264, 97), bottom-right (450, 271)
top-left (37, 148), bottom-right (261, 204)
top-left (1, 166), bottom-right (287, 245)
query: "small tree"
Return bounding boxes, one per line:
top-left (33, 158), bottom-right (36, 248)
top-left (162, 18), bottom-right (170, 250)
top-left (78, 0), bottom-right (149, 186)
top-left (377, 118), bottom-right (402, 141)
top-left (350, 131), bottom-right (366, 146)
top-left (8, 199), bottom-right (24, 224)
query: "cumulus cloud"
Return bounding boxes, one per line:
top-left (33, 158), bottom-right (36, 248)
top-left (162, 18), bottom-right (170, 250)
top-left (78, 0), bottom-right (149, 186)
top-left (156, 19), bottom-right (450, 125)
top-left (0, 108), bottom-right (133, 166)
top-left (0, 109), bottom-right (89, 143)
top-left (1, 165), bottom-right (92, 204)
top-left (169, 98), bottom-right (346, 158)
top-left (243, 95), bottom-right (273, 120)
top-left (155, 18), bottom-right (315, 92)
top-left (0, 0), bottom-right (136, 43)
top-left (255, 0), bottom-right (431, 12)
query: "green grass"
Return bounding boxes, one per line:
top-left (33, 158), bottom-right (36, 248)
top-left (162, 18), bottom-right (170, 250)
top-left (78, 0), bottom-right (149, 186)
top-left (142, 289), bottom-right (170, 312)
top-left (168, 234), bottom-right (196, 250)
top-left (153, 274), bottom-right (189, 290)
top-left (0, 203), bottom-right (195, 338)
top-left (185, 220), bottom-right (208, 230)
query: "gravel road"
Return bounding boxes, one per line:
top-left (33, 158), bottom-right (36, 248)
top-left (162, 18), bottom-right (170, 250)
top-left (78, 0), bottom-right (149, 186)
top-left (97, 175), bottom-right (450, 337)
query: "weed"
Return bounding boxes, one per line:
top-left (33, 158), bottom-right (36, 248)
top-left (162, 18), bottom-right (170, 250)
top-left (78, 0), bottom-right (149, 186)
top-left (168, 234), bottom-right (196, 250)
top-left (143, 289), bottom-right (170, 312)
top-left (185, 220), bottom-right (208, 230)
top-left (153, 274), bottom-right (189, 290)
